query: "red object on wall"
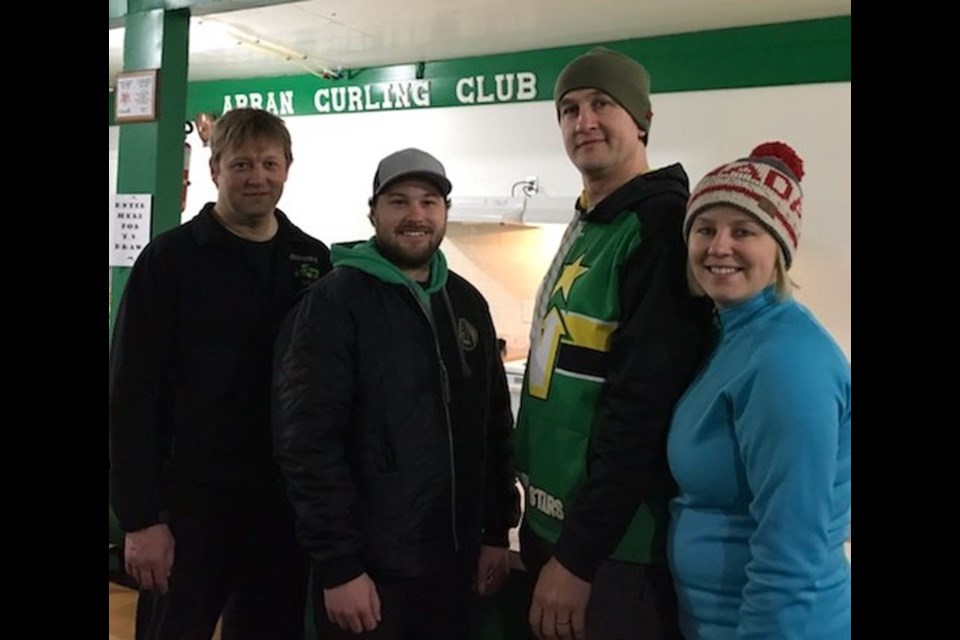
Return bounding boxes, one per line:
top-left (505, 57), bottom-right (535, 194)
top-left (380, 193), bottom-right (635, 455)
top-left (194, 112), bottom-right (216, 146)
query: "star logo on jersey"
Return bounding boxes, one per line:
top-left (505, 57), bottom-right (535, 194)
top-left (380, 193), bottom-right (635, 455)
top-left (551, 254), bottom-right (590, 303)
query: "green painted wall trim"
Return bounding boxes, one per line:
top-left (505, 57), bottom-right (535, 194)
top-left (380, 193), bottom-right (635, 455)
top-left (109, 16), bottom-right (849, 125)
top-left (578, 17), bottom-right (850, 93)
top-left (116, 8), bottom-right (190, 236)
top-left (109, 0), bottom-right (127, 22)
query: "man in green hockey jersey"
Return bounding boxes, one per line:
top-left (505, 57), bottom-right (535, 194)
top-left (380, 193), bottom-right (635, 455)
top-left (515, 47), bottom-right (715, 640)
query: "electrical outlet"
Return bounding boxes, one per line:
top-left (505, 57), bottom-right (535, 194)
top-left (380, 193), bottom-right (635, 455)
top-left (524, 175), bottom-right (539, 195)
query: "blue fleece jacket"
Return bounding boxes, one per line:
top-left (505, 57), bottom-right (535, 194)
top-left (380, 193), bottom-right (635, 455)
top-left (667, 287), bottom-right (851, 640)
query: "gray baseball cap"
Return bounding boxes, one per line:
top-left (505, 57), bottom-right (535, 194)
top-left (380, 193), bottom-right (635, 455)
top-left (371, 148), bottom-right (452, 199)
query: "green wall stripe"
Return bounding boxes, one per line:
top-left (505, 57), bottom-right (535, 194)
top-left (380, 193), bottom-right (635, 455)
top-left (606, 18), bottom-right (850, 92)
top-left (109, 16), bottom-right (849, 125)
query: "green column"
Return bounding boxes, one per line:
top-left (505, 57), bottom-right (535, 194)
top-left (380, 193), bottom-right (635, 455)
top-left (110, 4), bottom-right (190, 336)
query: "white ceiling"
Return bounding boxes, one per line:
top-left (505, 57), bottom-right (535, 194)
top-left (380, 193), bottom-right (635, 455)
top-left (109, 0), bottom-right (850, 87)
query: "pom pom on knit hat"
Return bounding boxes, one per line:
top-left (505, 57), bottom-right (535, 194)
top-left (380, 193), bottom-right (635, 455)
top-left (750, 142), bottom-right (805, 181)
top-left (684, 141), bottom-right (805, 268)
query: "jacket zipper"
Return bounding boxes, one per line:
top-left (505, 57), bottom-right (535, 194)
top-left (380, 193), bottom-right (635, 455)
top-left (408, 286), bottom-right (460, 553)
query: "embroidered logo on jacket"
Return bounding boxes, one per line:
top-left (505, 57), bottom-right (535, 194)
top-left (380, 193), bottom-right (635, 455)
top-left (458, 318), bottom-right (479, 352)
top-left (290, 253), bottom-right (323, 284)
top-left (294, 263), bottom-right (321, 282)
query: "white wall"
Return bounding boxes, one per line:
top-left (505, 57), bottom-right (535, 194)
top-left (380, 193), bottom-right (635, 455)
top-left (110, 81), bottom-right (851, 359)
top-left (109, 126), bottom-right (120, 263)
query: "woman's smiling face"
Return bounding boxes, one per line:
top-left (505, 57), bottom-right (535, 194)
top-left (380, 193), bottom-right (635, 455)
top-left (687, 206), bottom-right (780, 309)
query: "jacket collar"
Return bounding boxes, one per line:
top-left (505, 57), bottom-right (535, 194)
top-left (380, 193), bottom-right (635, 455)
top-left (189, 202), bottom-right (295, 247)
top-left (717, 286), bottom-right (783, 335)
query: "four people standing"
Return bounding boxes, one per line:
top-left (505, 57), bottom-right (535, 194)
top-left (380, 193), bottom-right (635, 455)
top-left (110, 51), bottom-right (849, 640)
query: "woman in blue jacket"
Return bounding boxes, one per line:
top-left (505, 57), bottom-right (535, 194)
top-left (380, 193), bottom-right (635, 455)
top-left (667, 142), bottom-right (851, 639)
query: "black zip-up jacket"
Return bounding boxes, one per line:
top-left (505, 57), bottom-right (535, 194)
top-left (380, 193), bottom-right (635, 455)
top-left (108, 204), bottom-right (331, 532)
top-left (273, 260), bottom-right (520, 589)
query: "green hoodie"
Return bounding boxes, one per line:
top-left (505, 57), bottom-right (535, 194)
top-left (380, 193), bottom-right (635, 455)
top-left (330, 239), bottom-right (448, 311)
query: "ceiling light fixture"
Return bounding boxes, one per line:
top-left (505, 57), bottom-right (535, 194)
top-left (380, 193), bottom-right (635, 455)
top-left (227, 29), bottom-right (307, 61)
top-left (199, 18), bottom-right (342, 80)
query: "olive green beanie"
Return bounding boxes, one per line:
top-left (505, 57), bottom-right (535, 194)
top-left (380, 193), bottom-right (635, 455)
top-left (553, 47), bottom-right (653, 140)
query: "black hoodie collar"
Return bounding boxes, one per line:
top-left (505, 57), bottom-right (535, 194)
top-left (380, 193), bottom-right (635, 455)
top-left (577, 163), bottom-right (690, 223)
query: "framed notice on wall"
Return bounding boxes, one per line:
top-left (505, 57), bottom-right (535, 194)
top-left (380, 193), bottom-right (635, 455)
top-left (115, 69), bottom-right (158, 123)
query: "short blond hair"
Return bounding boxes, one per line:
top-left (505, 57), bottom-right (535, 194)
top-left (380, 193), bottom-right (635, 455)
top-left (772, 247), bottom-right (796, 300)
top-left (209, 108), bottom-right (293, 168)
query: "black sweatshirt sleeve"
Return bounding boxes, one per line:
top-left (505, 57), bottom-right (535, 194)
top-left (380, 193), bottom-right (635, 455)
top-left (552, 201), bottom-right (714, 581)
top-left (108, 244), bottom-right (178, 533)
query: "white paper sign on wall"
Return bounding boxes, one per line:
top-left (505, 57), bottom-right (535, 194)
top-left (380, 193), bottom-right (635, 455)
top-left (110, 194), bottom-right (152, 266)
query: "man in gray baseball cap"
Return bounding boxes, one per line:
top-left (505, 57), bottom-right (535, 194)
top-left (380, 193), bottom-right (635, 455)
top-left (274, 148), bottom-right (520, 639)
top-left (359, 147), bottom-right (454, 277)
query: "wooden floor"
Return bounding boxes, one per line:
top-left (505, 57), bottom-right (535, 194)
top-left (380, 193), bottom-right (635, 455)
top-left (108, 582), bottom-right (138, 640)
top-left (108, 582), bottom-right (221, 640)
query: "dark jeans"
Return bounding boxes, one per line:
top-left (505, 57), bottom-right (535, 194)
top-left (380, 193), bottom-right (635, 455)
top-left (135, 485), bottom-right (310, 640)
top-left (313, 569), bottom-right (472, 640)
top-left (519, 520), bottom-right (682, 640)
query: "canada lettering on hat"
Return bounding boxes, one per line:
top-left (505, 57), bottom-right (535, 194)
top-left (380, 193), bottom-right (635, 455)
top-left (711, 162), bottom-right (800, 211)
top-left (764, 171), bottom-right (797, 201)
top-left (685, 142), bottom-right (805, 268)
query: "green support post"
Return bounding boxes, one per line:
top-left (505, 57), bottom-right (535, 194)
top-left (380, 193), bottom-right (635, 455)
top-left (108, 1), bottom-right (190, 594)
top-left (109, 4), bottom-right (190, 336)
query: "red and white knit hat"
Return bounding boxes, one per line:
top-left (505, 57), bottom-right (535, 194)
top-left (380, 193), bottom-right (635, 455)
top-left (684, 142), bottom-right (805, 268)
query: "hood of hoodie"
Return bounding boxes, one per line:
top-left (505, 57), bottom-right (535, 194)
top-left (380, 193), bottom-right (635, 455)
top-left (330, 239), bottom-right (448, 308)
top-left (577, 163), bottom-right (690, 223)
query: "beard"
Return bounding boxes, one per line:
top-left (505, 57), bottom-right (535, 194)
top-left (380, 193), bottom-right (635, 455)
top-left (374, 226), bottom-right (445, 276)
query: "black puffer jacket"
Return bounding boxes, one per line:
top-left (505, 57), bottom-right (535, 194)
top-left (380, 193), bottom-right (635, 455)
top-left (273, 258), bottom-right (519, 589)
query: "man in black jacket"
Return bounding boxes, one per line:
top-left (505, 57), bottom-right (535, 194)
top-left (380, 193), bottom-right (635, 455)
top-left (273, 148), bottom-right (520, 639)
top-left (109, 108), bottom-right (331, 640)
top-left (514, 48), bottom-right (716, 640)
